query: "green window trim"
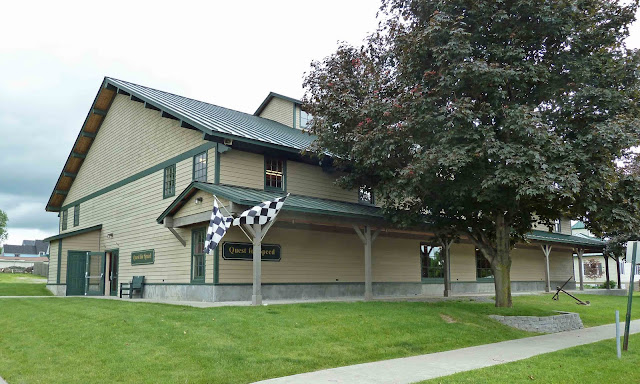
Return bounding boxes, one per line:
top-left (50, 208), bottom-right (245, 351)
top-left (192, 152), bottom-right (208, 182)
top-left (61, 209), bottom-right (68, 231)
top-left (73, 205), bottom-right (80, 227)
top-left (475, 248), bottom-right (494, 281)
top-left (163, 164), bottom-right (176, 199)
top-left (191, 227), bottom-right (206, 283)
top-left (264, 156), bottom-right (286, 192)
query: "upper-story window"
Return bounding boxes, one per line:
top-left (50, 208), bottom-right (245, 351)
top-left (61, 209), bottom-right (68, 231)
top-left (265, 157), bottom-right (285, 191)
top-left (164, 164), bottom-right (176, 198)
top-left (193, 152), bottom-right (207, 182)
top-left (73, 205), bottom-right (80, 227)
top-left (554, 219), bottom-right (561, 233)
top-left (358, 186), bottom-right (374, 205)
top-left (300, 110), bottom-right (311, 129)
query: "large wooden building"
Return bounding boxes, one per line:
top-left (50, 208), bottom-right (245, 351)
top-left (44, 78), bottom-right (605, 302)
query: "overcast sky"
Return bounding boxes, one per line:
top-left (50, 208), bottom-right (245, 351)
top-left (1, 1), bottom-right (640, 245)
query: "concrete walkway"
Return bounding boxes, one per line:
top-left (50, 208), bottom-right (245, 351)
top-left (255, 319), bottom-right (640, 384)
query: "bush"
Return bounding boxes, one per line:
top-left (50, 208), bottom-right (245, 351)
top-left (599, 280), bottom-right (617, 289)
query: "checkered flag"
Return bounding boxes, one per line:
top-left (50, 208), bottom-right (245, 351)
top-left (233, 194), bottom-right (289, 226)
top-left (204, 200), bottom-right (233, 254)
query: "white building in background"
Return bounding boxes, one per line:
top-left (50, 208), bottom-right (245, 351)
top-left (572, 221), bottom-right (639, 289)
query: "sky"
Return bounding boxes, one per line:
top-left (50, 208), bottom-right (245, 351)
top-left (1, 1), bottom-right (640, 246)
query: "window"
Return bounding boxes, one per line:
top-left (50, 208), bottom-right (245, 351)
top-left (265, 157), bottom-right (285, 191)
top-left (193, 152), bottom-right (207, 182)
top-left (635, 264), bottom-right (640, 276)
top-left (358, 186), bottom-right (374, 205)
top-left (421, 244), bottom-right (444, 280)
top-left (61, 209), bottom-right (68, 231)
top-left (554, 219), bottom-right (561, 233)
top-left (476, 249), bottom-right (493, 280)
top-left (191, 228), bottom-right (206, 283)
top-left (584, 259), bottom-right (603, 278)
top-left (300, 110), bottom-right (311, 129)
top-left (163, 164), bottom-right (176, 198)
top-left (73, 205), bottom-right (80, 227)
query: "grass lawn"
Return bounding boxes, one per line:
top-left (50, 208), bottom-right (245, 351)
top-left (0, 294), bottom-right (636, 383)
top-left (0, 273), bottom-right (52, 296)
top-left (421, 333), bottom-right (640, 383)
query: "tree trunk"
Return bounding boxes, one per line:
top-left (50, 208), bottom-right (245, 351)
top-left (492, 214), bottom-right (513, 307)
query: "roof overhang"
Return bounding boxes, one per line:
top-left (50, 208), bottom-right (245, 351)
top-left (526, 230), bottom-right (605, 252)
top-left (43, 225), bottom-right (102, 242)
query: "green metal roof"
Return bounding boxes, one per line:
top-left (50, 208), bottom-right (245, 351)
top-left (571, 221), bottom-right (586, 230)
top-left (43, 225), bottom-right (102, 242)
top-left (105, 78), bottom-right (315, 152)
top-left (527, 230), bottom-right (605, 247)
top-left (157, 182), bottom-right (382, 224)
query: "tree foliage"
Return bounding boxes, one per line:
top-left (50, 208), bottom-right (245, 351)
top-left (304, 0), bottom-right (640, 306)
top-left (0, 209), bottom-right (7, 244)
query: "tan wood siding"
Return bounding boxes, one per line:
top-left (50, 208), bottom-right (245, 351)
top-left (47, 240), bottom-right (59, 284)
top-left (510, 247), bottom-right (546, 282)
top-left (287, 161), bottom-right (358, 203)
top-left (59, 230), bottom-right (101, 284)
top-left (219, 150), bottom-right (264, 189)
top-left (218, 226), bottom-right (420, 284)
top-left (449, 243), bottom-right (477, 282)
top-left (549, 249), bottom-right (574, 281)
top-left (259, 97), bottom-right (294, 128)
top-left (63, 94), bottom-right (205, 208)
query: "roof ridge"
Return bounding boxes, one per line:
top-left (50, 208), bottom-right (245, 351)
top-left (106, 77), bottom-right (300, 125)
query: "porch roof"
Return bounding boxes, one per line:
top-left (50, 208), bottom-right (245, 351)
top-left (527, 230), bottom-right (606, 249)
top-left (157, 182), bottom-right (384, 224)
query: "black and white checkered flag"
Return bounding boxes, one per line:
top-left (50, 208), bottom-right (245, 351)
top-left (233, 194), bottom-right (289, 226)
top-left (204, 200), bottom-right (233, 254)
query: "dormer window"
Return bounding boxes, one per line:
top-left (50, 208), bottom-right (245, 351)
top-left (300, 110), bottom-right (311, 129)
top-left (554, 219), bottom-right (561, 233)
top-left (358, 186), bottom-right (374, 205)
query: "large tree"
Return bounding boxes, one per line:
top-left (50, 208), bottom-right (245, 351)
top-left (304, 0), bottom-right (640, 306)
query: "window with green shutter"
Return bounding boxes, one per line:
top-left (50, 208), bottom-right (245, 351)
top-left (264, 157), bottom-right (285, 191)
top-left (163, 164), bottom-right (176, 198)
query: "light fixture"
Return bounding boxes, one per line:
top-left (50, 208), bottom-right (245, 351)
top-left (107, 233), bottom-right (114, 239)
top-left (195, 197), bottom-right (203, 204)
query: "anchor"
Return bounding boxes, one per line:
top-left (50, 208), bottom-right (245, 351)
top-left (552, 276), bottom-right (590, 305)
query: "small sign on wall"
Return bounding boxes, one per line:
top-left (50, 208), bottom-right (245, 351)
top-left (222, 242), bottom-right (281, 261)
top-left (131, 249), bottom-right (155, 265)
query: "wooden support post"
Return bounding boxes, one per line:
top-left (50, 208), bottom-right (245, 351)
top-left (541, 245), bottom-right (552, 293)
top-left (252, 223), bottom-right (262, 306)
top-left (605, 253), bottom-right (611, 290)
top-left (617, 255), bottom-right (622, 290)
top-left (577, 248), bottom-right (585, 291)
top-left (440, 239), bottom-right (453, 297)
top-left (354, 225), bottom-right (379, 301)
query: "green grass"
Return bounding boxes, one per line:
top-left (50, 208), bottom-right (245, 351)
top-left (0, 273), bottom-right (52, 296)
top-left (421, 333), bottom-right (640, 383)
top-left (0, 294), bottom-right (636, 383)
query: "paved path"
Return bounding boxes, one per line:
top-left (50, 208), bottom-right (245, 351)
top-left (255, 319), bottom-right (640, 384)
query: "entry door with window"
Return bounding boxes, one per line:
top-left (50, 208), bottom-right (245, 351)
top-left (85, 252), bottom-right (106, 296)
top-left (108, 250), bottom-right (119, 296)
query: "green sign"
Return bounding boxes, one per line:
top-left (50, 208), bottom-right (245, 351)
top-left (131, 249), bottom-right (155, 265)
top-left (222, 242), bottom-right (281, 261)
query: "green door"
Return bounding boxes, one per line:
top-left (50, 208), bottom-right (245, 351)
top-left (66, 251), bottom-right (87, 296)
top-left (85, 252), bottom-right (106, 296)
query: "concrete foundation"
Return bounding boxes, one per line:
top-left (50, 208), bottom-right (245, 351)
top-left (46, 284), bottom-right (66, 296)
top-left (142, 282), bottom-right (423, 302)
top-left (450, 281), bottom-right (577, 294)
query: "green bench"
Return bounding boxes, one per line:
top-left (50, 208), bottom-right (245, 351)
top-left (120, 276), bottom-right (145, 298)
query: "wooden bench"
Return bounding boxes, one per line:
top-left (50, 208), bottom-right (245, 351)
top-left (120, 276), bottom-right (145, 298)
